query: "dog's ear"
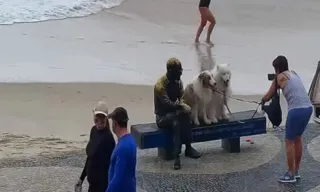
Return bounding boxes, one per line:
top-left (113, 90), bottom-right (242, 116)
top-left (221, 63), bottom-right (230, 68)
top-left (216, 64), bottom-right (220, 71)
top-left (198, 72), bottom-right (205, 81)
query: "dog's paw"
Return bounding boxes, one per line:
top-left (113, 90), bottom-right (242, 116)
top-left (217, 116), bottom-right (223, 120)
top-left (204, 118), bottom-right (211, 125)
top-left (211, 117), bottom-right (218, 123)
top-left (193, 119), bottom-right (200, 126)
top-left (222, 114), bottom-right (230, 120)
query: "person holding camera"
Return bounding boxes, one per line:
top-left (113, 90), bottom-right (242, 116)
top-left (154, 57), bottom-right (201, 170)
top-left (75, 101), bottom-right (116, 192)
top-left (262, 56), bottom-right (312, 183)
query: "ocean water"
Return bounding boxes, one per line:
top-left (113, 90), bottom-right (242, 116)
top-left (0, 0), bottom-right (320, 95)
top-left (0, 0), bottom-right (122, 24)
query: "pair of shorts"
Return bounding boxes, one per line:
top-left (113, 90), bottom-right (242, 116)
top-left (285, 106), bottom-right (313, 140)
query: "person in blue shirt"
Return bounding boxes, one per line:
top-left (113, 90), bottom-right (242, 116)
top-left (106, 107), bottom-right (137, 192)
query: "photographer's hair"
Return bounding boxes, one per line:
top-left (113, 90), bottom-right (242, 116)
top-left (272, 55), bottom-right (289, 74)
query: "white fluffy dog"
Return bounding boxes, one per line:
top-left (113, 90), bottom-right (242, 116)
top-left (183, 70), bottom-right (217, 126)
top-left (208, 63), bottom-right (232, 122)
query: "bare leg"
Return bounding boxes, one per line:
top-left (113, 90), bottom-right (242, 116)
top-left (195, 8), bottom-right (207, 43)
top-left (294, 136), bottom-right (303, 171)
top-left (285, 140), bottom-right (295, 175)
top-left (206, 10), bottom-right (216, 44)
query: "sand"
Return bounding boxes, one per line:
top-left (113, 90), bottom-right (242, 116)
top-left (0, 0), bottom-right (318, 160)
top-left (0, 82), bottom-right (293, 160)
top-left (0, 83), bottom-right (152, 159)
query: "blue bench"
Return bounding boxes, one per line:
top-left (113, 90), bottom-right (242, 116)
top-left (131, 110), bottom-right (267, 160)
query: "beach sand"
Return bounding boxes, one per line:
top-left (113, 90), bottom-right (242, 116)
top-left (0, 82), bottom-right (291, 160)
top-left (0, 0), bottom-right (319, 191)
top-left (0, 0), bottom-right (318, 160)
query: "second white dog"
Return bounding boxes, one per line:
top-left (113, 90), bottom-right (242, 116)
top-left (208, 63), bottom-right (232, 122)
top-left (183, 70), bottom-right (217, 126)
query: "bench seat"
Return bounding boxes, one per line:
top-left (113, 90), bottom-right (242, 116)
top-left (131, 110), bottom-right (266, 160)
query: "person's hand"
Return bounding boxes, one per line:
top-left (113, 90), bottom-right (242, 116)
top-left (261, 96), bottom-right (268, 103)
top-left (179, 103), bottom-right (191, 112)
top-left (74, 179), bottom-right (83, 192)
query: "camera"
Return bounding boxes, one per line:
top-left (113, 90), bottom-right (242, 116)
top-left (268, 73), bottom-right (275, 81)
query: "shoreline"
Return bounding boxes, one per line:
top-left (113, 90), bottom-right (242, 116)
top-left (0, 0), bottom-right (318, 95)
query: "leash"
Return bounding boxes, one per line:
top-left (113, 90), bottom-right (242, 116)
top-left (251, 102), bottom-right (262, 118)
top-left (214, 90), bottom-right (261, 105)
top-left (214, 90), bottom-right (262, 121)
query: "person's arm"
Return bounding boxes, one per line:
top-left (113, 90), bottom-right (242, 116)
top-left (105, 136), bottom-right (116, 170)
top-left (277, 73), bottom-right (288, 89)
top-left (154, 82), bottom-right (179, 109)
top-left (106, 148), bottom-right (128, 192)
top-left (262, 79), bottom-right (277, 103)
top-left (79, 158), bottom-right (88, 181)
top-left (79, 127), bottom-right (95, 181)
top-left (179, 80), bottom-right (185, 102)
top-left (177, 81), bottom-right (191, 112)
top-left (262, 73), bottom-right (288, 102)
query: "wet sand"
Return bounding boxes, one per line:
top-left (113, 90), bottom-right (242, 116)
top-left (0, 0), bottom-right (319, 95)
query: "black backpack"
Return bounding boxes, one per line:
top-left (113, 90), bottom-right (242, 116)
top-left (262, 77), bottom-right (282, 127)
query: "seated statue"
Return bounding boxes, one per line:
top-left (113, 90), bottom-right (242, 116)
top-left (154, 57), bottom-right (201, 170)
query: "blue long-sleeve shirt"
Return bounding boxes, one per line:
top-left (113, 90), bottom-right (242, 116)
top-left (107, 134), bottom-right (137, 192)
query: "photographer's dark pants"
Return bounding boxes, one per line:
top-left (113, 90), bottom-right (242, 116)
top-left (156, 112), bottom-right (193, 156)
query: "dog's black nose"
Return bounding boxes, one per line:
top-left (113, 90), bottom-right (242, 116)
top-left (226, 80), bottom-right (229, 83)
top-left (214, 82), bottom-right (217, 86)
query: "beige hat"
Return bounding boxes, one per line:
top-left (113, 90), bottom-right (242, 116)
top-left (93, 101), bottom-right (108, 116)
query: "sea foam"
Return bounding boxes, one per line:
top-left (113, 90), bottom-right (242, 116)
top-left (0, 0), bottom-right (122, 24)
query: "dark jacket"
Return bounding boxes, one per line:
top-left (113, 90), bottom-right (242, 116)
top-left (154, 74), bottom-right (186, 116)
top-left (80, 126), bottom-right (116, 189)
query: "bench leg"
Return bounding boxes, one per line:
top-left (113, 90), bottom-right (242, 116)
top-left (221, 138), bottom-right (240, 153)
top-left (158, 147), bottom-right (174, 161)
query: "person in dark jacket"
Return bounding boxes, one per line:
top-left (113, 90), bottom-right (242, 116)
top-left (154, 57), bottom-right (201, 170)
top-left (75, 101), bottom-right (116, 192)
